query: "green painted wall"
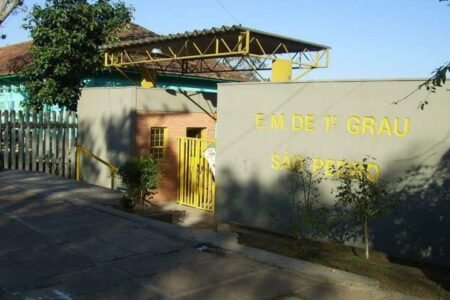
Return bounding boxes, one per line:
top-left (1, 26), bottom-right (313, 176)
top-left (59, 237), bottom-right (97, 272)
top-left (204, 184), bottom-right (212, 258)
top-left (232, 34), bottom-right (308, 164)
top-left (0, 71), bottom-right (231, 111)
top-left (0, 77), bottom-right (25, 111)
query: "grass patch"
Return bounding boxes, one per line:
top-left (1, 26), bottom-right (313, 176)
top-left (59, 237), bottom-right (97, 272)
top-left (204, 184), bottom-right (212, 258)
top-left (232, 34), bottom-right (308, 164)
top-left (230, 224), bottom-right (450, 299)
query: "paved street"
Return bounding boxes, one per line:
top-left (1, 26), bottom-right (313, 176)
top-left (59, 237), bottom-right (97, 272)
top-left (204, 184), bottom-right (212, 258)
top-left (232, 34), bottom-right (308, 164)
top-left (0, 171), bottom-right (413, 300)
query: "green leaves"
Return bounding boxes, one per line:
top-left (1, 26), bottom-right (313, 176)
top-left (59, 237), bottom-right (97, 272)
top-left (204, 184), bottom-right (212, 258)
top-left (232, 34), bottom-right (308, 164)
top-left (283, 157), bottom-right (330, 239)
top-left (418, 62), bottom-right (449, 110)
top-left (118, 155), bottom-right (160, 205)
top-left (332, 156), bottom-right (397, 259)
top-left (22, 0), bottom-right (133, 111)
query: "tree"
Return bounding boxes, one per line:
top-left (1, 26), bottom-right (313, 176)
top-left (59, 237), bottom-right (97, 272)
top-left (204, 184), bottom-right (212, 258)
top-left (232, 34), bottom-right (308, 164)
top-left (0, 0), bottom-right (23, 26)
top-left (393, 1), bottom-right (448, 108)
top-left (423, 1), bottom-right (449, 94)
top-left (418, 1), bottom-right (449, 107)
top-left (22, 0), bottom-right (133, 111)
top-left (332, 157), bottom-right (396, 259)
top-left (417, 62), bottom-right (449, 108)
top-left (118, 155), bottom-right (160, 207)
top-left (270, 158), bottom-right (329, 240)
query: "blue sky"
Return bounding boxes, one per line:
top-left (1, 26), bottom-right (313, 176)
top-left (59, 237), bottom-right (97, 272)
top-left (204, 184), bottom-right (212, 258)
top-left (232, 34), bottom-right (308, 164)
top-left (0, 0), bottom-right (449, 80)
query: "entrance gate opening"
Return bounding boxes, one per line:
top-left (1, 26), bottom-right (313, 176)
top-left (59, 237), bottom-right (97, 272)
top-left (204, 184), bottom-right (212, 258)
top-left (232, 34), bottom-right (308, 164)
top-left (177, 137), bottom-right (215, 211)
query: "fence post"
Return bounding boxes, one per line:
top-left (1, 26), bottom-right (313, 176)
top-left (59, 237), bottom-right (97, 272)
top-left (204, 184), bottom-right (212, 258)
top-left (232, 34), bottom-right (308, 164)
top-left (24, 111), bottom-right (30, 171)
top-left (0, 109), bottom-right (78, 175)
top-left (75, 145), bottom-right (81, 181)
top-left (111, 170), bottom-right (115, 190)
top-left (18, 111), bottom-right (24, 170)
top-left (10, 110), bottom-right (16, 170)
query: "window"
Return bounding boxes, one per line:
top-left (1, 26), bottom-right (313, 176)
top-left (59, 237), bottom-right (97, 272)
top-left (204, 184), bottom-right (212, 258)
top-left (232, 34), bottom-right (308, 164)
top-left (186, 127), bottom-right (206, 139)
top-left (150, 127), bottom-right (167, 159)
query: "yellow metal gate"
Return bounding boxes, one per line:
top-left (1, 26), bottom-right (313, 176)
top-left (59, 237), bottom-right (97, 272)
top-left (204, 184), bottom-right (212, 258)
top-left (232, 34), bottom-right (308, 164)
top-left (177, 137), bottom-right (215, 211)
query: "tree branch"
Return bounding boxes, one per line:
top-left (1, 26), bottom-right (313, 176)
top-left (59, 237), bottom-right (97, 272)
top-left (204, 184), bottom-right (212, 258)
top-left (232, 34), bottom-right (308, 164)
top-left (0, 0), bottom-right (23, 26)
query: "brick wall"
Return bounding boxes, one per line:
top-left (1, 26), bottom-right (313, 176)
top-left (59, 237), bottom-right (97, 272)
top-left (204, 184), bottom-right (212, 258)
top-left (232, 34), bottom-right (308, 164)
top-left (136, 112), bottom-right (216, 201)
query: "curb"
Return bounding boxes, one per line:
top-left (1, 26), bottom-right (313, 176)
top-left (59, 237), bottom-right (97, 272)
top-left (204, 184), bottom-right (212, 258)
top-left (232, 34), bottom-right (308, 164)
top-left (69, 197), bottom-right (380, 289)
top-left (0, 170), bottom-right (379, 290)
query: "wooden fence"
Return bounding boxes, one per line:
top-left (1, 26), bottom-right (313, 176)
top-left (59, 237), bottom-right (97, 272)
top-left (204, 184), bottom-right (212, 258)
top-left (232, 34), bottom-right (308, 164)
top-left (0, 110), bottom-right (78, 178)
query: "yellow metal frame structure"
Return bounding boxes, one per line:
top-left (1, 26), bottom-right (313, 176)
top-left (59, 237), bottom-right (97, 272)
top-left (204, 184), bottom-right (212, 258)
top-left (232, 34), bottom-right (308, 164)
top-left (75, 145), bottom-right (119, 189)
top-left (177, 137), bottom-right (215, 211)
top-left (104, 27), bottom-right (330, 81)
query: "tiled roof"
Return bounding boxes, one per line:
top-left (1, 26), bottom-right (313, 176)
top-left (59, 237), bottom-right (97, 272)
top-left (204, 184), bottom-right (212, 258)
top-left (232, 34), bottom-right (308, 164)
top-left (118, 23), bottom-right (159, 41)
top-left (0, 41), bottom-right (32, 76)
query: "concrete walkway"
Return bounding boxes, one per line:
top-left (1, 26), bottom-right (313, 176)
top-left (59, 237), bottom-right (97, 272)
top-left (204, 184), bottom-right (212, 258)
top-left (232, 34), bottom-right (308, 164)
top-left (0, 170), bottom-right (414, 300)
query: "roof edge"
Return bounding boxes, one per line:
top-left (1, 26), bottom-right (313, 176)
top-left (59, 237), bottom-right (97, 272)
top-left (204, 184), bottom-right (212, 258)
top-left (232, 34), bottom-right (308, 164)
top-left (217, 77), bottom-right (431, 86)
top-left (102, 24), bottom-right (330, 51)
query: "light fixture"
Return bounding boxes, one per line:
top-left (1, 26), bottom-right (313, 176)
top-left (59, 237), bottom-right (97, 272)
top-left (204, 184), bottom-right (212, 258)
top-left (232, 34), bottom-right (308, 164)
top-left (150, 48), bottom-right (163, 55)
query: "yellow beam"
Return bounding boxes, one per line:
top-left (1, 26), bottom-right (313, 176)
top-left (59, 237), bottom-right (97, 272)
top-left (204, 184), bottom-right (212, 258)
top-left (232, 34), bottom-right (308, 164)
top-left (103, 32), bottom-right (330, 82)
top-left (75, 145), bottom-right (119, 189)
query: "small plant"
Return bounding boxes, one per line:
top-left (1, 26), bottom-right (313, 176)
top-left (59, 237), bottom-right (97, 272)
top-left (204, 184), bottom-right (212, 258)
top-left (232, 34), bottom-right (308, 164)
top-left (118, 155), bottom-right (160, 207)
top-left (271, 157), bottom-right (329, 240)
top-left (332, 156), bottom-right (396, 259)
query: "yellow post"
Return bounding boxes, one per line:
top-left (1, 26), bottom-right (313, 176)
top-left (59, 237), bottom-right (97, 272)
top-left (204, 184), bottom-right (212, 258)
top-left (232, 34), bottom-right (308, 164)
top-left (75, 146), bottom-right (81, 181)
top-left (271, 59), bottom-right (292, 82)
top-left (111, 170), bottom-right (116, 190)
top-left (141, 69), bottom-right (156, 88)
top-left (75, 145), bottom-right (118, 189)
top-left (245, 30), bottom-right (250, 54)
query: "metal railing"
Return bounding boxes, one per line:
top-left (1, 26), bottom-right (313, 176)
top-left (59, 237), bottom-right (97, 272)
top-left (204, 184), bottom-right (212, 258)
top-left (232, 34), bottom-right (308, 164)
top-left (75, 145), bottom-right (118, 189)
top-left (177, 137), bottom-right (215, 211)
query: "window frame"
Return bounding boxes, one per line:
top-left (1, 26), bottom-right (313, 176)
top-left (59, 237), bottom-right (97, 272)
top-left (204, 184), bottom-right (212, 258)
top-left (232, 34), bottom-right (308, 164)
top-left (150, 127), bottom-right (168, 160)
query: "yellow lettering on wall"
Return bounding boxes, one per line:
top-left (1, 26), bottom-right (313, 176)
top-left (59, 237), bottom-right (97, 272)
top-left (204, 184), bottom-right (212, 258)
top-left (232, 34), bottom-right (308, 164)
top-left (324, 159), bottom-right (335, 177)
top-left (255, 113), bottom-right (265, 129)
top-left (291, 155), bottom-right (304, 171)
top-left (271, 153), bottom-right (281, 170)
top-left (336, 160), bottom-right (349, 177)
top-left (313, 158), bottom-right (324, 173)
top-left (305, 114), bottom-right (315, 132)
top-left (347, 116), bottom-right (361, 135)
top-left (377, 117), bottom-right (392, 136)
top-left (362, 116), bottom-right (376, 135)
top-left (351, 162), bottom-right (364, 178)
top-left (393, 118), bottom-right (410, 137)
top-left (292, 114), bottom-right (304, 131)
top-left (367, 163), bottom-right (381, 181)
top-left (281, 152), bottom-right (291, 169)
top-left (324, 115), bottom-right (338, 132)
top-left (271, 114), bottom-right (286, 130)
top-left (271, 154), bottom-right (382, 182)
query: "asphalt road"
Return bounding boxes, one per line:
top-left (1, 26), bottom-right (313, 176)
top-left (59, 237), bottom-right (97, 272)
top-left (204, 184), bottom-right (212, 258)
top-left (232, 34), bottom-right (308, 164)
top-left (0, 170), bottom-right (413, 300)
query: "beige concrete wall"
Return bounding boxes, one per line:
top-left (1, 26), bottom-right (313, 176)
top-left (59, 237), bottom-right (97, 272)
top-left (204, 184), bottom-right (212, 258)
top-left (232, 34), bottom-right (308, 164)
top-left (78, 86), bottom-right (217, 189)
top-left (78, 87), bottom-right (136, 189)
top-left (136, 88), bottom-right (217, 114)
top-left (216, 79), bottom-right (450, 266)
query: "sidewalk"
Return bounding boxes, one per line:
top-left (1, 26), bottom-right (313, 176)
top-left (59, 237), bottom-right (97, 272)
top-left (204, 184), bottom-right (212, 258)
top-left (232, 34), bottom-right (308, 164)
top-left (0, 170), bottom-right (415, 299)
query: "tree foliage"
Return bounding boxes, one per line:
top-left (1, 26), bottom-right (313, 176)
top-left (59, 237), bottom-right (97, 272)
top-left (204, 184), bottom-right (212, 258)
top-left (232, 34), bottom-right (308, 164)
top-left (416, 62), bottom-right (449, 109)
top-left (332, 157), bottom-right (396, 259)
top-left (417, 1), bottom-right (449, 108)
top-left (118, 155), bottom-right (160, 207)
top-left (22, 0), bottom-right (132, 111)
top-left (270, 158), bottom-right (329, 240)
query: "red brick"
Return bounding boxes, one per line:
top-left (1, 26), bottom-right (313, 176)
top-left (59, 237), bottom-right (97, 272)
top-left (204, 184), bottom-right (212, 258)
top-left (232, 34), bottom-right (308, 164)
top-left (136, 112), bottom-right (216, 201)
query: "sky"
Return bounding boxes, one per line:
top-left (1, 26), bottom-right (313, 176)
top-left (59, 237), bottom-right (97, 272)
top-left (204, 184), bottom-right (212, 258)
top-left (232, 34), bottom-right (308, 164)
top-left (0, 0), bottom-right (449, 80)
